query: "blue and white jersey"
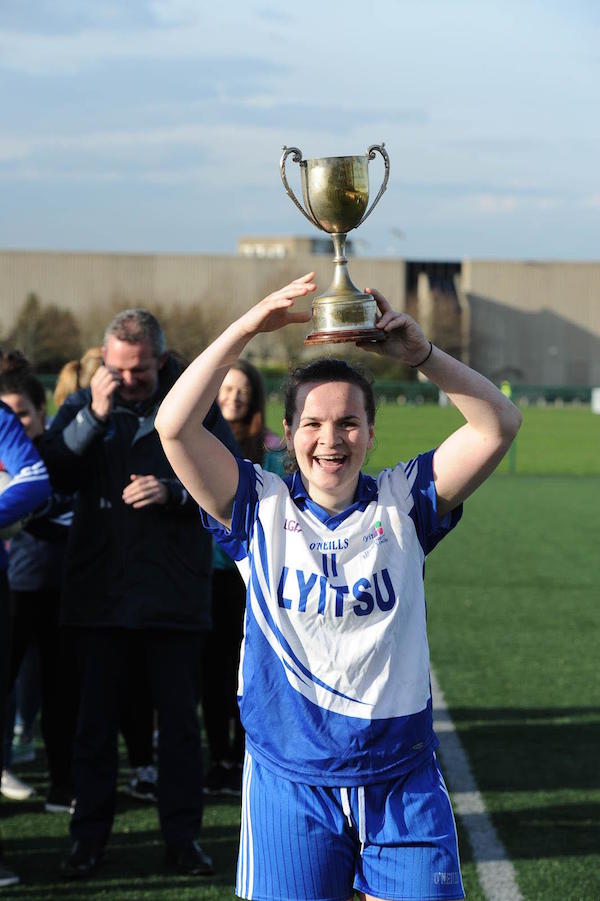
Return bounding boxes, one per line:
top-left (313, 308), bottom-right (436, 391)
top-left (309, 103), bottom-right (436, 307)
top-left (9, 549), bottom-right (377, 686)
top-left (202, 449), bottom-right (461, 786)
top-left (0, 400), bottom-right (52, 571)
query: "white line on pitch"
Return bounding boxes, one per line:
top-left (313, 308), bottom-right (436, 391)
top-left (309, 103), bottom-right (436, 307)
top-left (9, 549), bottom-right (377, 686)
top-left (431, 668), bottom-right (523, 901)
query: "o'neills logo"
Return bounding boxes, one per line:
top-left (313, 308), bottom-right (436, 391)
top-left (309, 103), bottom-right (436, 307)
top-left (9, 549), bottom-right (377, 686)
top-left (309, 538), bottom-right (349, 551)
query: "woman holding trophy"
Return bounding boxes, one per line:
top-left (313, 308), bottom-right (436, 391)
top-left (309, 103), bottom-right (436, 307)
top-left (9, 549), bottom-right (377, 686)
top-left (155, 272), bottom-right (521, 901)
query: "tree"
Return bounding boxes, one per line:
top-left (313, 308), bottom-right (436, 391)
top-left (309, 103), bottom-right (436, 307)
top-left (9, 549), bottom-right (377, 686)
top-left (7, 293), bottom-right (82, 372)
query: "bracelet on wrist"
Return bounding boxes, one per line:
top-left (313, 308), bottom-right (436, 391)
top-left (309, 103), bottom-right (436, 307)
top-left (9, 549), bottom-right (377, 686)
top-left (410, 340), bottom-right (433, 369)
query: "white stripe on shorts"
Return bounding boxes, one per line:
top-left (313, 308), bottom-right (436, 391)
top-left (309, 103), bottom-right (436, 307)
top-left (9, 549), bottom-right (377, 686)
top-left (237, 751), bottom-right (255, 899)
top-left (434, 754), bottom-right (465, 898)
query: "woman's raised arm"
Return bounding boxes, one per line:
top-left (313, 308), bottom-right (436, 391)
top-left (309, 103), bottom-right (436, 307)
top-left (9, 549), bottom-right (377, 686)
top-left (155, 274), bottom-right (315, 526)
top-left (360, 288), bottom-right (522, 517)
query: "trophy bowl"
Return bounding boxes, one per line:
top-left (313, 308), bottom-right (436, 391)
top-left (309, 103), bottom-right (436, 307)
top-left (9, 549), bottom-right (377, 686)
top-left (280, 144), bottom-right (390, 345)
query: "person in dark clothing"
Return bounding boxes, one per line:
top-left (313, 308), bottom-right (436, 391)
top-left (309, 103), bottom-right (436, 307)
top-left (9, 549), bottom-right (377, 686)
top-left (0, 361), bottom-right (78, 814)
top-left (39, 309), bottom-right (237, 880)
top-left (118, 644), bottom-right (157, 803)
top-left (0, 383), bottom-right (52, 888)
top-left (53, 351), bottom-right (156, 805)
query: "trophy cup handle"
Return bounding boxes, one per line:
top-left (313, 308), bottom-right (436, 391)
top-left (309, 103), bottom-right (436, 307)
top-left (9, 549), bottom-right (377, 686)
top-left (280, 146), bottom-right (321, 229)
top-left (359, 143), bottom-right (390, 226)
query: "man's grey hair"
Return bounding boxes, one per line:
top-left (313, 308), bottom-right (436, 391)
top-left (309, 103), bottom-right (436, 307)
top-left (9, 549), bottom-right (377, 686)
top-left (103, 309), bottom-right (166, 358)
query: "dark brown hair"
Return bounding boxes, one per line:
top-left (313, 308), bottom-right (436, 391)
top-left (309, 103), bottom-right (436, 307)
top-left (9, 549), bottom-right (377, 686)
top-left (0, 351), bottom-right (46, 410)
top-left (283, 358), bottom-right (376, 426)
top-left (224, 358), bottom-right (268, 465)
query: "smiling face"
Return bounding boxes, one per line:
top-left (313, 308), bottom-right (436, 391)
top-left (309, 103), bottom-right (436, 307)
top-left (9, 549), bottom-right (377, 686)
top-left (103, 336), bottom-right (165, 404)
top-left (218, 368), bottom-right (252, 423)
top-left (1, 392), bottom-right (46, 440)
top-left (284, 380), bottom-right (374, 514)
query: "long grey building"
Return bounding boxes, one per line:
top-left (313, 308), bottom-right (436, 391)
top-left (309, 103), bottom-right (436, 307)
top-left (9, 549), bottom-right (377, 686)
top-left (1, 242), bottom-right (598, 385)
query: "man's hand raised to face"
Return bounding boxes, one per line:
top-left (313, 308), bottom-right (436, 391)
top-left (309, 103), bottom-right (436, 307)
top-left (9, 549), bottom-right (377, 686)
top-left (90, 365), bottom-right (121, 422)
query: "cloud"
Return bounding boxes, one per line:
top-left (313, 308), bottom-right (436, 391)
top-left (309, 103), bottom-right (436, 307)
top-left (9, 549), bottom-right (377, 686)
top-left (0, 94), bottom-right (425, 168)
top-left (474, 194), bottom-right (520, 214)
top-left (148, 0), bottom-right (210, 26)
top-left (0, 15), bottom-right (274, 75)
top-left (0, 1), bottom-right (148, 34)
top-left (582, 194), bottom-right (600, 209)
top-left (446, 137), bottom-right (545, 154)
top-left (0, 26), bottom-right (199, 74)
top-left (0, 120), bottom-right (300, 188)
top-left (256, 7), bottom-right (295, 25)
top-left (0, 166), bottom-right (124, 183)
top-left (0, 137), bottom-right (32, 163)
top-left (470, 192), bottom-right (564, 215)
top-left (0, 2), bottom-right (301, 75)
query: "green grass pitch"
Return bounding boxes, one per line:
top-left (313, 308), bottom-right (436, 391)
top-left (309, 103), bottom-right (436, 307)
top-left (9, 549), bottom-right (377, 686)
top-left (2, 404), bottom-right (598, 899)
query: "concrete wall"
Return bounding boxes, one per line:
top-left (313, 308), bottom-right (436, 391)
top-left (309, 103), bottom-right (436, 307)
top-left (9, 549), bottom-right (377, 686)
top-left (0, 249), bottom-right (406, 344)
top-left (2, 249), bottom-right (600, 383)
top-left (460, 260), bottom-right (600, 385)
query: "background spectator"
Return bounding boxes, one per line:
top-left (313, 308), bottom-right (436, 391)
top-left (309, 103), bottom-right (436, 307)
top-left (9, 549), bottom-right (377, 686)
top-left (53, 347), bottom-right (103, 411)
top-left (0, 350), bottom-right (51, 888)
top-left (202, 359), bottom-right (284, 796)
top-left (40, 310), bottom-right (237, 880)
top-left (0, 356), bottom-right (77, 814)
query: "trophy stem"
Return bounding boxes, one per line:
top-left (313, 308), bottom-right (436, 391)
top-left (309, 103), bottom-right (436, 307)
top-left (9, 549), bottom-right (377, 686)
top-left (328, 233), bottom-right (362, 297)
top-left (304, 232), bottom-right (385, 345)
top-left (332, 232), bottom-right (347, 263)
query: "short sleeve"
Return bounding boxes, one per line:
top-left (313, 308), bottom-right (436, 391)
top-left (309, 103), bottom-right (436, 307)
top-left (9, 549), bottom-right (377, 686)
top-left (391, 449), bottom-right (462, 555)
top-left (200, 458), bottom-right (261, 562)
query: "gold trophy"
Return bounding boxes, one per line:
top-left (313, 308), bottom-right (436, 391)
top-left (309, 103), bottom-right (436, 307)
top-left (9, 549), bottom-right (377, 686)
top-left (280, 144), bottom-right (390, 344)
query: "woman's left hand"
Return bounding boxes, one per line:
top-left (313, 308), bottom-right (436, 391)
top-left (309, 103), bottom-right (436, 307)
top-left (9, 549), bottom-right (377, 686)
top-left (357, 288), bottom-right (431, 366)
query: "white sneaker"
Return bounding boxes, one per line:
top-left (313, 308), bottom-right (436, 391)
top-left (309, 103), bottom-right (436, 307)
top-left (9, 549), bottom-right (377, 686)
top-left (0, 862), bottom-right (20, 887)
top-left (1, 769), bottom-right (36, 801)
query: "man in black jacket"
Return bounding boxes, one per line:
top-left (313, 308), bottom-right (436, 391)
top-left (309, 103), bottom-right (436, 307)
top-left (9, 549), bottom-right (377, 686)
top-left (40, 309), bottom-right (237, 879)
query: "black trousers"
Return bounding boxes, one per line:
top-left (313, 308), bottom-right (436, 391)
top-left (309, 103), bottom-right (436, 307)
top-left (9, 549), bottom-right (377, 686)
top-left (201, 568), bottom-right (245, 766)
top-left (0, 573), bottom-right (8, 777)
top-left (119, 637), bottom-right (154, 770)
top-left (71, 627), bottom-right (206, 846)
top-left (8, 588), bottom-right (79, 790)
top-left (0, 572), bottom-right (8, 863)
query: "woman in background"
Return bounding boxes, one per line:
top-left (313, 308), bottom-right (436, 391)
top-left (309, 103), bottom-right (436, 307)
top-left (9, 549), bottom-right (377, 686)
top-left (202, 359), bottom-right (284, 796)
top-left (52, 361), bottom-right (80, 411)
top-left (53, 347), bottom-right (103, 410)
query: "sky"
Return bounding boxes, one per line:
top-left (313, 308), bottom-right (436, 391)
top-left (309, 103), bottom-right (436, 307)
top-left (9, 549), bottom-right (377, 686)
top-left (1, 0), bottom-right (599, 261)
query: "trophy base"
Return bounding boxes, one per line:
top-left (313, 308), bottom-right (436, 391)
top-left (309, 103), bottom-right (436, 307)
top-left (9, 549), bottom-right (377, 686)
top-left (304, 327), bottom-right (385, 346)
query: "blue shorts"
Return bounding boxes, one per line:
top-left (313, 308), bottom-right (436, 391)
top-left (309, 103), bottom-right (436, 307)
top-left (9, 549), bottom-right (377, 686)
top-left (237, 751), bottom-right (464, 901)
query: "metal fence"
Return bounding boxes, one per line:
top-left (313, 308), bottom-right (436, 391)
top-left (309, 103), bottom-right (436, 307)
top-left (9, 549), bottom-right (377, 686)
top-left (263, 377), bottom-right (593, 406)
top-left (40, 373), bottom-right (593, 408)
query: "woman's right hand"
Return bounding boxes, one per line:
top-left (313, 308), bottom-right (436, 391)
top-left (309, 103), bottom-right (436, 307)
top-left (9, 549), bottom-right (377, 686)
top-left (236, 273), bottom-right (315, 338)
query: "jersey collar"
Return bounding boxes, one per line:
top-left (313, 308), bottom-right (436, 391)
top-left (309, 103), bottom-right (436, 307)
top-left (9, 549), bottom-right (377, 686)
top-left (286, 470), bottom-right (378, 530)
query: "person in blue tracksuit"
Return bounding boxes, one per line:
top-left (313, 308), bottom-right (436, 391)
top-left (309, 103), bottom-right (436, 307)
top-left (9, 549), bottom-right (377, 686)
top-left (0, 367), bottom-right (51, 888)
top-left (0, 360), bottom-right (77, 815)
